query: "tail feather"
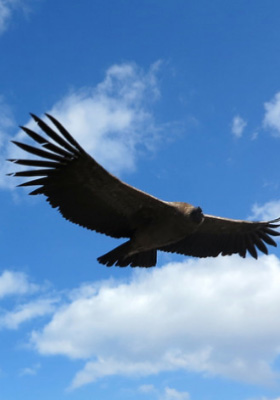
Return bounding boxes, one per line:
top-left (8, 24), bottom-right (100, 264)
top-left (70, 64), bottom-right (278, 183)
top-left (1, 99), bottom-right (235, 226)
top-left (97, 241), bottom-right (157, 268)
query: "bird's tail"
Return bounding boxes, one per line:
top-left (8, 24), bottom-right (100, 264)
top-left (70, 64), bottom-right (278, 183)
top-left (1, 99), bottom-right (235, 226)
top-left (97, 241), bottom-right (157, 268)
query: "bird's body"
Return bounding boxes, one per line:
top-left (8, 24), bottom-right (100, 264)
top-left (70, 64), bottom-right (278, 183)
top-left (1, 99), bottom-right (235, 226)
top-left (9, 114), bottom-right (280, 267)
top-left (101, 202), bottom-right (204, 267)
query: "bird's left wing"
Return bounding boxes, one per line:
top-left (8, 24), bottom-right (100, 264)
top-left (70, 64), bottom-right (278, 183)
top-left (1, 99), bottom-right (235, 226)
top-left (8, 114), bottom-right (172, 239)
top-left (160, 214), bottom-right (280, 259)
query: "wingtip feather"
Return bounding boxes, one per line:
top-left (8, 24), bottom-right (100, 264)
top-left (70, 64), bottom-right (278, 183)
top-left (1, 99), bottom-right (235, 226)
top-left (30, 112), bottom-right (39, 122)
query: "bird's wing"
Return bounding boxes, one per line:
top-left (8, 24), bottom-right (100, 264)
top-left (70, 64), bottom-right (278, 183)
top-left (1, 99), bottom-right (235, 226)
top-left (9, 114), bottom-right (171, 238)
top-left (160, 214), bottom-right (280, 259)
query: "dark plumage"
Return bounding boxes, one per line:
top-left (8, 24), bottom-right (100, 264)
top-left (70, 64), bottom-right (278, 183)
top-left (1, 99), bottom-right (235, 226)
top-left (8, 113), bottom-right (280, 267)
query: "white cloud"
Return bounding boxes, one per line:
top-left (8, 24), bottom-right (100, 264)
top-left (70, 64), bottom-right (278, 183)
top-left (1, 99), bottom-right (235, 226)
top-left (2, 61), bottom-right (162, 189)
top-left (30, 255), bottom-right (280, 389)
top-left (231, 115), bottom-right (247, 138)
top-left (0, 270), bottom-right (38, 298)
top-left (263, 92), bottom-right (280, 136)
top-left (250, 200), bottom-right (280, 221)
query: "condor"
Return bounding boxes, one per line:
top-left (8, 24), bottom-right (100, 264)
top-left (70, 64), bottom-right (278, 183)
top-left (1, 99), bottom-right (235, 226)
top-left (9, 114), bottom-right (280, 267)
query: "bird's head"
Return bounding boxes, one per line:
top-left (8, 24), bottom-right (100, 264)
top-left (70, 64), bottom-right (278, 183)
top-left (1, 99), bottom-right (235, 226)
top-left (175, 202), bottom-right (204, 225)
top-left (190, 206), bottom-right (204, 224)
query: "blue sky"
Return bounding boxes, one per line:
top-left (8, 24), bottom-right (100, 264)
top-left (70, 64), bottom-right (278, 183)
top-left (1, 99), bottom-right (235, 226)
top-left (1, 1), bottom-right (280, 399)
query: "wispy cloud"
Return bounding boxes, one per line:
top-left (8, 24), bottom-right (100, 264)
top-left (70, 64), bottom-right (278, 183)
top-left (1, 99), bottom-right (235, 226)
top-left (139, 384), bottom-right (190, 400)
top-left (0, 0), bottom-right (14, 34)
top-left (263, 92), bottom-right (280, 136)
top-left (231, 115), bottom-right (247, 138)
top-left (0, 96), bottom-right (15, 146)
top-left (0, 297), bottom-right (57, 329)
top-left (250, 200), bottom-right (280, 221)
top-left (139, 384), bottom-right (158, 394)
top-left (19, 363), bottom-right (40, 377)
top-left (2, 61), bottom-right (163, 189)
top-left (248, 397), bottom-right (280, 400)
top-left (0, 269), bottom-right (57, 330)
top-left (0, 0), bottom-right (31, 35)
top-left (161, 386), bottom-right (190, 400)
top-left (30, 255), bottom-right (280, 389)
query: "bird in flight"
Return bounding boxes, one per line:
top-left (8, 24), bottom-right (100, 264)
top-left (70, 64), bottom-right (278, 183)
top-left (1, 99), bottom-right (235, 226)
top-left (8, 113), bottom-right (280, 267)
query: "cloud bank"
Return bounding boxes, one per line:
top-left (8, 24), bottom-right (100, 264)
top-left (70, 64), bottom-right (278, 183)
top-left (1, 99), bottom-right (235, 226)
top-left (28, 254), bottom-right (280, 389)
